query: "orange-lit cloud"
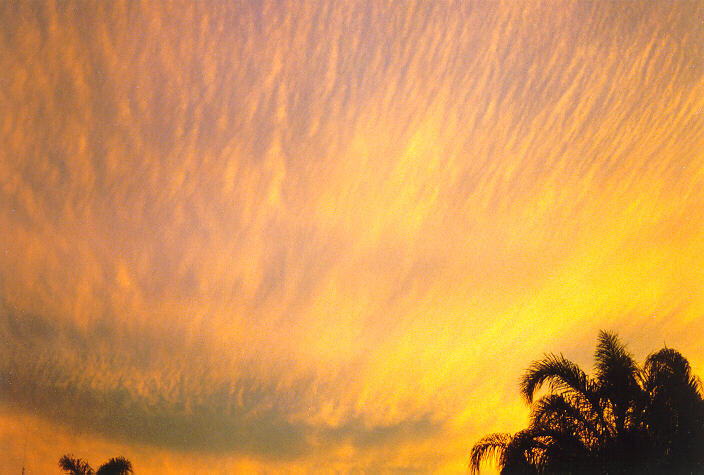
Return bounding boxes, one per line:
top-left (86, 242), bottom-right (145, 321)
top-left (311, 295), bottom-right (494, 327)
top-left (1, 0), bottom-right (704, 472)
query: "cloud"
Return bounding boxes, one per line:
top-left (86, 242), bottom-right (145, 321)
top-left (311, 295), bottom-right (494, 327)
top-left (0, 300), bottom-right (444, 459)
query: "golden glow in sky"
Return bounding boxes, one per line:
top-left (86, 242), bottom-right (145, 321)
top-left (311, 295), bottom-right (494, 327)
top-left (1, 1), bottom-right (704, 472)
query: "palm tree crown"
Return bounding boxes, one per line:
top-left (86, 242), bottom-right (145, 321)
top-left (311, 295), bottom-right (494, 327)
top-left (59, 455), bottom-right (133, 475)
top-left (59, 455), bottom-right (94, 475)
top-left (96, 457), bottom-right (133, 475)
top-left (471, 331), bottom-right (704, 474)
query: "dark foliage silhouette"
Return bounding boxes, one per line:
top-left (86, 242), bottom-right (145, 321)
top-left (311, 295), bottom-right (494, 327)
top-left (59, 455), bottom-right (133, 475)
top-left (470, 331), bottom-right (704, 474)
top-left (58, 455), bottom-right (93, 475)
top-left (95, 457), bottom-right (133, 475)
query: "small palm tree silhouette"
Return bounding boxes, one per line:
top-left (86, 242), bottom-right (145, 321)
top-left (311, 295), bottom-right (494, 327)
top-left (59, 455), bottom-right (133, 475)
top-left (58, 455), bottom-right (93, 475)
top-left (96, 457), bottom-right (133, 475)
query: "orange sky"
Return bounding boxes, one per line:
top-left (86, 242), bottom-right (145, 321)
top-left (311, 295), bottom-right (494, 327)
top-left (1, 1), bottom-right (704, 473)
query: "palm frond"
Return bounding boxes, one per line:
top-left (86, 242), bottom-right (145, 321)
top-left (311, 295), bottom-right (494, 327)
top-left (530, 393), bottom-right (601, 442)
top-left (469, 432), bottom-right (511, 474)
top-left (520, 353), bottom-right (594, 403)
top-left (594, 330), bottom-right (639, 389)
top-left (594, 331), bottom-right (642, 433)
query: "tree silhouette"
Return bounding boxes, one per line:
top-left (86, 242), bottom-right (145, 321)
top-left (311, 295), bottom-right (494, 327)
top-left (470, 331), bottom-right (704, 474)
top-left (59, 455), bottom-right (133, 475)
top-left (58, 455), bottom-right (93, 475)
top-left (96, 457), bottom-right (133, 475)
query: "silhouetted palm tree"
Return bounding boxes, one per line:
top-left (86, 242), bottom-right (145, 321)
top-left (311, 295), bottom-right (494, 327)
top-left (60, 455), bottom-right (133, 475)
top-left (96, 457), bottom-right (133, 475)
top-left (640, 347), bottom-right (704, 472)
top-left (58, 455), bottom-right (93, 475)
top-left (470, 331), bottom-right (704, 474)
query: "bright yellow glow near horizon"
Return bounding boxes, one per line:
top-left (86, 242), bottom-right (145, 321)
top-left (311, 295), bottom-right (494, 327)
top-left (1, 1), bottom-right (704, 473)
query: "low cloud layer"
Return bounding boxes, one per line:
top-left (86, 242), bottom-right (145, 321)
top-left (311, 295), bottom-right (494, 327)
top-left (2, 1), bottom-right (704, 472)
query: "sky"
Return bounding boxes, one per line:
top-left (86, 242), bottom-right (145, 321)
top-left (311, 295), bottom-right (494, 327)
top-left (1, 0), bottom-right (704, 473)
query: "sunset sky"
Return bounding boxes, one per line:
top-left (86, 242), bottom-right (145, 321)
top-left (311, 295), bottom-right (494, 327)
top-left (2, 1), bottom-right (704, 473)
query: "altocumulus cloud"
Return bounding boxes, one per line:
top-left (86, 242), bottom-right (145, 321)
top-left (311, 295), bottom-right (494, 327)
top-left (0, 300), bottom-right (443, 458)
